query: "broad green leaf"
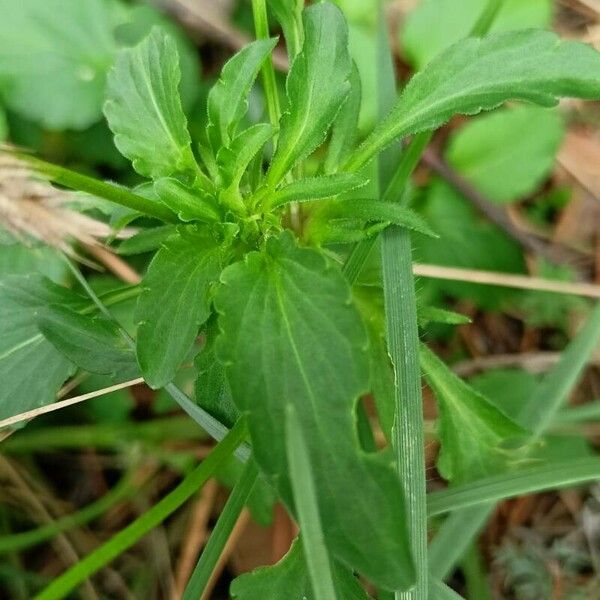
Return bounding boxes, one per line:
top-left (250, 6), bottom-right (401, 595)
top-left (349, 30), bottom-right (600, 170)
top-left (325, 64), bottom-right (362, 173)
top-left (271, 173), bottom-right (366, 207)
top-left (446, 106), bottom-right (565, 204)
top-left (38, 306), bottom-right (138, 379)
top-left (154, 178), bottom-right (221, 223)
top-left (402, 0), bottom-right (552, 69)
top-left (413, 179), bottom-right (525, 308)
top-left (104, 28), bottom-right (197, 180)
top-left (268, 0), bottom-right (304, 58)
top-left (0, 241), bottom-right (67, 284)
top-left (267, 3), bottom-right (352, 184)
top-left (206, 39), bottom-right (277, 154)
top-left (0, 276), bottom-right (77, 421)
top-left (307, 198), bottom-right (437, 244)
top-left (215, 232), bottom-right (414, 590)
top-left (136, 227), bottom-right (224, 388)
top-left (231, 539), bottom-right (372, 600)
top-left (0, 0), bottom-right (115, 129)
top-left (419, 343), bottom-right (528, 484)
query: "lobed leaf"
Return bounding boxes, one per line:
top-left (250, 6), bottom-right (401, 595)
top-left (135, 227), bottom-right (224, 388)
top-left (348, 30), bottom-right (600, 170)
top-left (104, 28), bottom-right (197, 180)
top-left (215, 232), bottom-right (414, 590)
top-left (267, 3), bottom-right (352, 184)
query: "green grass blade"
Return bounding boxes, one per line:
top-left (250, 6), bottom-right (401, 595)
top-left (34, 419), bottom-right (247, 600)
top-left (285, 405), bottom-right (337, 600)
top-left (429, 579), bottom-right (465, 600)
top-left (427, 457), bottom-right (600, 517)
top-left (183, 459), bottom-right (259, 600)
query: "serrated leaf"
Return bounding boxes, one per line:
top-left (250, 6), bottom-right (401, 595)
top-left (215, 232), bottom-right (414, 590)
top-left (446, 105), bottom-right (565, 204)
top-left (271, 173), bottom-right (366, 207)
top-left (267, 3), bottom-right (352, 184)
top-left (325, 63), bottom-right (362, 174)
top-left (154, 178), bottom-right (221, 223)
top-left (268, 0), bottom-right (304, 59)
top-left (136, 227), bottom-right (223, 388)
top-left (231, 538), bottom-right (373, 600)
top-left (206, 39), bottom-right (277, 154)
top-left (0, 276), bottom-right (79, 421)
top-left (350, 30), bottom-right (600, 169)
top-left (402, 0), bottom-right (552, 69)
top-left (0, 0), bottom-right (115, 129)
top-left (38, 306), bottom-right (138, 379)
top-left (104, 28), bottom-right (197, 180)
top-left (308, 198), bottom-right (437, 243)
top-left (420, 343), bottom-right (528, 484)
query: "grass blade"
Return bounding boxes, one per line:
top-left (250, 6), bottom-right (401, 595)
top-left (34, 419), bottom-right (248, 600)
top-left (183, 459), bottom-right (258, 600)
top-left (286, 405), bottom-right (337, 600)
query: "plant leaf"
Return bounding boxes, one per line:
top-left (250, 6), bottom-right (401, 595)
top-left (206, 39), bottom-right (278, 154)
top-left (154, 178), bottom-right (221, 223)
top-left (419, 343), bottom-right (528, 484)
top-left (271, 173), bottom-right (366, 207)
top-left (215, 232), bottom-right (414, 590)
top-left (231, 539), bottom-right (372, 600)
top-left (267, 3), bottom-right (352, 184)
top-left (38, 306), bottom-right (138, 379)
top-left (267, 0), bottom-right (304, 59)
top-left (402, 0), bottom-right (552, 69)
top-left (349, 30), bottom-right (600, 170)
top-left (104, 28), bottom-right (197, 180)
top-left (136, 227), bottom-right (224, 388)
top-left (446, 105), bottom-right (565, 204)
top-left (0, 0), bottom-right (115, 129)
top-left (0, 276), bottom-right (78, 422)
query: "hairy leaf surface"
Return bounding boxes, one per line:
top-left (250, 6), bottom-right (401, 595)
top-left (104, 28), bottom-right (197, 180)
top-left (349, 30), bottom-right (600, 169)
top-left (267, 3), bottom-right (352, 184)
top-left (420, 343), bottom-right (528, 484)
top-left (271, 173), bottom-right (366, 207)
top-left (215, 232), bottom-right (414, 590)
top-left (136, 227), bottom-right (223, 388)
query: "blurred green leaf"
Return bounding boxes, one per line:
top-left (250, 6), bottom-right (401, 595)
top-left (402, 0), bottom-right (552, 69)
top-left (446, 106), bottom-right (565, 204)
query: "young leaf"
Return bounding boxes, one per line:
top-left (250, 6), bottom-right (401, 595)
top-left (0, 276), bottom-right (77, 421)
top-left (154, 178), bottom-right (221, 223)
top-left (136, 227), bottom-right (224, 388)
top-left (402, 0), bottom-right (552, 69)
top-left (104, 28), bottom-right (197, 180)
top-left (267, 3), bottom-right (352, 184)
top-left (215, 232), bottom-right (414, 591)
top-left (270, 173), bottom-right (366, 207)
top-left (325, 64), bottom-right (362, 174)
top-left (349, 30), bottom-right (600, 170)
top-left (419, 343), bottom-right (528, 484)
top-left (38, 307), bottom-right (138, 380)
top-left (267, 0), bottom-right (304, 59)
top-left (0, 0), bottom-right (115, 129)
top-left (206, 39), bottom-right (278, 153)
top-left (446, 105), bottom-right (565, 204)
top-left (231, 539), bottom-right (372, 600)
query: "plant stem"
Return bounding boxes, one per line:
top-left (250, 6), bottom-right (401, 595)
top-left (183, 460), bottom-right (258, 600)
top-left (471, 0), bottom-right (503, 37)
top-left (252, 0), bottom-right (281, 130)
top-left (34, 419), bottom-right (248, 600)
top-left (15, 152), bottom-right (178, 224)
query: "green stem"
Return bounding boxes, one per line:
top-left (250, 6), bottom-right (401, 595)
top-left (34, 419), bottom-right (247, 600)
top-left (471, 0), bottom-right (503, 37)
top-left (183, 459), bottom-right (259, 600)
top-left (382, 224), bottom-right (427, 600)
top-left (0, 474), bottom-right (135, 555)
top-left (252, 0), bottom-right (281, 130)
top-left (16, 153), bottom-right (178, 224)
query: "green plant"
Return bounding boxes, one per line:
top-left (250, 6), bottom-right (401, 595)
top-left (2, 1), bottom-right (600, 599)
